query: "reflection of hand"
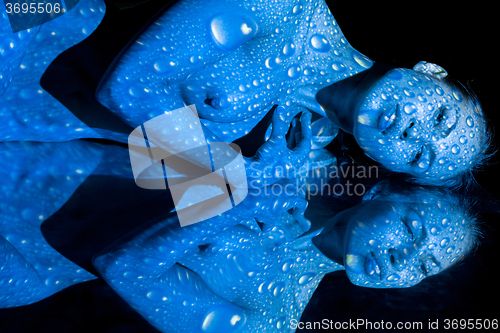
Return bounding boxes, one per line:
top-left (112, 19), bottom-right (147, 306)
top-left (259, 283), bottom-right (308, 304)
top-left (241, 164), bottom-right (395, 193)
top-left (234, 179), bottom-right (311, 233)
top-left (247, 106), bottom-right (312, 188)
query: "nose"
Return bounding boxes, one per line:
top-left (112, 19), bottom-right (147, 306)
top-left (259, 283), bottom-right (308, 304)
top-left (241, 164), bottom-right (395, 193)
top-left (388, 247), bottom-right (417, 271)
top-left (400, 119), bottom-right (423, 140)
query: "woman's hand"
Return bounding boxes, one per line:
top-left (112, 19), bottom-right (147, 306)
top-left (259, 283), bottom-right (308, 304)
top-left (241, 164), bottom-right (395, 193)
top-left (234, 179), bottom-right (311, 233)
top-left (246, 106), bottom-right (312, 188)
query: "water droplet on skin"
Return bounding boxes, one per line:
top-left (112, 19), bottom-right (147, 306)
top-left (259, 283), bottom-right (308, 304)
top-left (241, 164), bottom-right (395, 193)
top-left (440, 238), bottom-right (450, 248)
top-left (282, 40), bottom-right (296, 57)
top-left (451, 144), bottom-right (460, 155)
top-left (387, 274), bottom-right (400, 281)
top-left (435, 86), bottom-right (444, 95)
top-left (153, 59), bottom-right (176, 73)
top-left (272, 282), bottom-right (286, 297)
top-left (403, 103), bottom-right (417, 114)
top-left (128, 84), bottom-right (151, 98)
top-left (430, 227), bottom-right (438, 235)
top-left (19, 88), bottom-right (37, 100)
top-left (453, 91), bottom-right (463, 102)
top-left (265, 56), bottom-right (279, 70)
top-left (466, 116), bottom-right (474, 127)
top-left (298, 273), bottom-right (315, 285)
top-left (209, 13), bottom-right (258, 51)
top-left (282, 259), bottom-right (294, 272)
top-left (446, 246), bottom-right (455, 254)
top-left (287, 65), bottom-right (300, 78)
top-left (417, 94), bottom-right (427, 102)
top-left (201, 304), bottom-right (247, 332)
top-left (309, 34), bottom-right (330, 52)
top-left (352, 51), bottom-right (372, 69)
top-left (331, 62), bottom-right (345, 72)
top-left (292, 4), bottom-right (303, 15)
top-left (459, 135), bottom-right (468, 144)
top-left (403, 89), bottom-right (415, 98)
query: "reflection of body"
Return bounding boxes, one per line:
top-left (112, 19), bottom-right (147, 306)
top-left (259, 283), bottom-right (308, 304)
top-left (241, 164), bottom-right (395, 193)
top-left (94, 182), bottom-right (478, 332)
top-left (0, 141), bottom-right (103, 307)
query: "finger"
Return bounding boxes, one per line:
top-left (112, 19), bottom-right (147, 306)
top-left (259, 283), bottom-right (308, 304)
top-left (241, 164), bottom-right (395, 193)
top-left (292, 111), bottom-right (312, 153)
top-left (270, 106), bottom-right (290, 141)
top-left (291, 196), bottom-right (311, 232)
top-left (287, 118), bottom-right (298, 148)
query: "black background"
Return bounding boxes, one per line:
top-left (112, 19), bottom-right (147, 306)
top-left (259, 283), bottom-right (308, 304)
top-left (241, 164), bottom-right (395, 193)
top-left (1, 1), bottom-right (499, 332)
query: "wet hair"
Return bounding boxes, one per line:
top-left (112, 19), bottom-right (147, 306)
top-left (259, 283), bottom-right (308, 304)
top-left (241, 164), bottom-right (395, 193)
top-left (434, 77), bottom-right (496, 190)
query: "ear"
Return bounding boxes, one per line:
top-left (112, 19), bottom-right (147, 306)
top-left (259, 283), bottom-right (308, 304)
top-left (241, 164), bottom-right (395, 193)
top-left (413, 61), bottom-right (448, 79)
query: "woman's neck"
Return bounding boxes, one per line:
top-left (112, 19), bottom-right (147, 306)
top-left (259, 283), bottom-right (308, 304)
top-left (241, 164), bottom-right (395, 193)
top-left (316, 62), bottom-right (397, 134)
top-left (288, 228), bottom-right (344, 275)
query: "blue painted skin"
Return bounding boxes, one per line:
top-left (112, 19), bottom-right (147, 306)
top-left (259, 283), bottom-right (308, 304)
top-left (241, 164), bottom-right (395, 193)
top-left (96, 0), bottom-right (373, 188)
top-left (93, 182), bottom-right (475, 332)
top-left (0, 0), bottom-right (128, 143)
top-left (0, 0), bottom-right (484, 329)
top-left (0, 141), bottom-right (107, 307)
top-left (353, 68), bottom-right (486, 183)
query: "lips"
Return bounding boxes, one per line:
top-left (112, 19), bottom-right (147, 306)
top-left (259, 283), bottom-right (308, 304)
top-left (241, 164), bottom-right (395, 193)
top-left (365, 252), bottom-right (382, 280)
top-left (378, 104), bottom-right (399, 133)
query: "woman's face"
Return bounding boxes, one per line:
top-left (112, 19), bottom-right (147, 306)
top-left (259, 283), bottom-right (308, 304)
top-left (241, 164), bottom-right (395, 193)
top-left (353, 68), bottom-right (485, 181)
top-left (341, 190), bottom-right (472, 288)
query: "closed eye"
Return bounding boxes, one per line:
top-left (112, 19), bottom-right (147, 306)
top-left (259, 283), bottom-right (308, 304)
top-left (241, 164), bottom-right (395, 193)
top-left (402, 210), bottom-right (423, 242)
top-left (433, 106), bottom-right (458, 138)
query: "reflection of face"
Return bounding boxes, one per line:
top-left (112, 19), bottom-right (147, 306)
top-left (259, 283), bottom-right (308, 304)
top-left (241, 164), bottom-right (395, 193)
top-left (353, 68), bottom-right (485, 181)
top-left (342, 190), bottom-right (472, 288)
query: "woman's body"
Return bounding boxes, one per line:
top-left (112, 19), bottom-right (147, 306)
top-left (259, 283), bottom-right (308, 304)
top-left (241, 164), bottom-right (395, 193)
top-left (97, 0), bottom-right (372, 142)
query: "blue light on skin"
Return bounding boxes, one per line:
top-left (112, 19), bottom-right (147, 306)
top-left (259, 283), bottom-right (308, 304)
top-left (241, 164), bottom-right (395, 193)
top-left (322, 67), bottom-right (486, 182)
top-left (312, 186), bottom-right (473, 288)
top-left (96, 0), bottom-right (373, 184)
top-left (92, 181), bottom-right (476, 331)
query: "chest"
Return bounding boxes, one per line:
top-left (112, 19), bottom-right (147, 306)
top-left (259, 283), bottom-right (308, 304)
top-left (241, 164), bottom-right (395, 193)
top-left (177, 226), bottom-right (326, 317)
top-left (171, 1), bottom-right (372, 141)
